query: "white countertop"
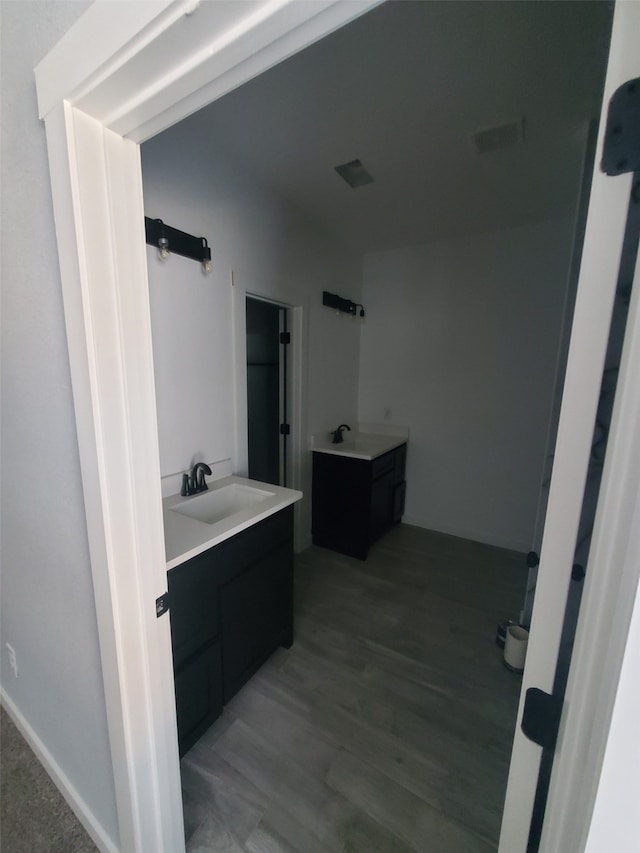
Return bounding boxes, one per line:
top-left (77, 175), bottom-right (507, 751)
top-left (163, 475), bottom-right (302, 570)
top-left (311, 431), bottom-right (407, 461)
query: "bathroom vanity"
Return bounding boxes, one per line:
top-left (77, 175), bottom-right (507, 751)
top-left (163, 476), bottom-right (301, 756)
top-left (312, 432), bottom-right (407, 560)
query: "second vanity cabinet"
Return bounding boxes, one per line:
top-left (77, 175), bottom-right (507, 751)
top-left (167, 505), bottom-right (293, 756)
top-left (312, 442), bottom-right (407, 560)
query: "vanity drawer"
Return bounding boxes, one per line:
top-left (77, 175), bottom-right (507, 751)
top-left (214, 505), bottom-right (293, 585)
top-left (371, 450), bottom-right (394, 481)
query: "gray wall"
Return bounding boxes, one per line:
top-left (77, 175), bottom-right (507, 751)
top-left (0, 1), bottom-right (119, 846)
top-left (358, 218), bottom-right (575, 552)
top-left (142, 119), bottom-right (362, 546)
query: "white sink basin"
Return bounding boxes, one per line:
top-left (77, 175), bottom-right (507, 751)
top-left (339, 439), bottom-right (380, 452)
top-left (163, 475), bottom-right (303, 569)
top-left (169, 483), bottom-right (274, 525)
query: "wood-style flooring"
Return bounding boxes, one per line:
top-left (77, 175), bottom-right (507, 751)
top-left (181, 523), bottom-right (526, 852)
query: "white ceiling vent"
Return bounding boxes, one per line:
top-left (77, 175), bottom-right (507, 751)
top-left (335, 158), bottom-right (375, 188)
top-left (472, 119), bottom-right (525, 154)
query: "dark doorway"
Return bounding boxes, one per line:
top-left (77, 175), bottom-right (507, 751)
top-left (246, 296), bottom-right (288, 486)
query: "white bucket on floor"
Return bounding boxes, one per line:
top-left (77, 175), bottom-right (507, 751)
top-left (504, 625), bottom-right (529, 672)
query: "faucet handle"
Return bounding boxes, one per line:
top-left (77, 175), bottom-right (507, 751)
top-left (180, 473), bottom-right (190, 496)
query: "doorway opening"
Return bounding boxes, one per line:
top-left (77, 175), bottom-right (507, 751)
top-left (35, 0), bottom-right (639, 850)
top-left (246, 296), bottom-right (291, 487)
top-left (137, 2), bottom-right (614, 849)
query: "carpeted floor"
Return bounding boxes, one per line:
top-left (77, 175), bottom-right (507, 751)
top-left (0, 705), bottom-right (97, 853)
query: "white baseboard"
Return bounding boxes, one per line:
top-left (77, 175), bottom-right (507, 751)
top-left (402, 515), bottom-right (529, 554)
top-left (0, 688), bottom-right (119, 853)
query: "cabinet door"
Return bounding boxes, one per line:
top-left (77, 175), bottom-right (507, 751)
top-left (371, 449), bottom-right (395, 481)
top-left (393, 443), bottom-right (407, 484)
top-left (312, 452), bottom-right (371, 558)
top-left (167, 550), bottom-right (218, 669)
top-left (174, 640), bottom-right (222, 757)
top-left (370, 468), bottom-right (395, 543)
top-left (220, 542), bottom-right (292, 703)
top-left (393, 480), bottom-right (406, 523)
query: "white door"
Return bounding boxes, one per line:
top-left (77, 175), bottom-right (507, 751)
top-left (499, 3), bottom-right (640, 849)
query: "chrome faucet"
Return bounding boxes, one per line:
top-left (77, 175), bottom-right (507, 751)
top-left (181, 461), bottom-right (212, 496)
top-left (331, 423), bottom-right (351, 444)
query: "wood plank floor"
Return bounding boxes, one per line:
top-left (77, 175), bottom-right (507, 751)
top-left (181, 523), bottom-right (526, 852)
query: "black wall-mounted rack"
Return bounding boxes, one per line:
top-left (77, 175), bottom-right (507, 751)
top-left (144, 216), bottom-right (211, 267)
top-left (322, 291), bottom-right (365, 317)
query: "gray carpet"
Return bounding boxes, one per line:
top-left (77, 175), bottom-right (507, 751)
top-left (0, 705), bottom-right (97, 853)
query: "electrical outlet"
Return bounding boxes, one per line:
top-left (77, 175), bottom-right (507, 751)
top-left (6, 643), bottom-right (18, 677)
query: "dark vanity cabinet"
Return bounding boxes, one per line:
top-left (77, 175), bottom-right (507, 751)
top-left (215, 508), bottom-right (293, 703)
top-left (312, 443), bottom-right (406, 560)
top-left (167, 505), bottom-right (293, 756)
top-left (167, 548), bottom-right (222, 757)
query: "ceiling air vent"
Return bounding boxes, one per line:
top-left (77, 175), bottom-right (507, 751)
top-left (472, 119), bottom-right (525, 155)
top-left (334, 158), bottom-right (375, 188)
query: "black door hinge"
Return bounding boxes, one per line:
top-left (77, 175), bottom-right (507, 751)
top-left (602, 77), bottom-right (640, 176)
top-left (156, 592), bottom-right (170, 618)
top-left (280, 423), bottom-right (290, 436)
top-left (521, 688), bottom-right (563, 751)
top-left (280, 331), bottom-right (291, 345)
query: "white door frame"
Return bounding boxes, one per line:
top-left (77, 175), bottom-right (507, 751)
top-left (238, 288), bottom-right (307, 550)
top-left (243, 293), bottom-right (291, 485)
top-left (499, 5), bottom-right (640, 849)
top-left (35, 1), bottom-right (639, 850)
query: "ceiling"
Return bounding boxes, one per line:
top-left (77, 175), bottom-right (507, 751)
top-left (159, 0), bottom-right (613, 254)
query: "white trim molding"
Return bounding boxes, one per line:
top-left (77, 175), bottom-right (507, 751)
top-left (43, 100), bottom-right (184, 851)
top-left (499, 3), bottom-right (640, 849)
top-left (542, 189), bottom-right (640, 852)
top-left (36, 0), bottom-right (385, 142)
top-left (1, 689), bottom-right (119, 853)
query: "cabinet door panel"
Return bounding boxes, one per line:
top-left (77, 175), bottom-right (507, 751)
top-left (220, 542), bottom-right (292, 702)
top-left (371, 450), bottom-right (394, 480)
top-left (167, 550), bottom-right (218, 669)
top-left (174, 640), bottom-right (222, 757)
top-left (312, 452), bottom-right (370, 557)
top-left (393, 481), bottom-right (406, 523)
top-left (370, 469), bottom-right (394, 542)
top-left (393, 444), bottom-right (407, 484)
